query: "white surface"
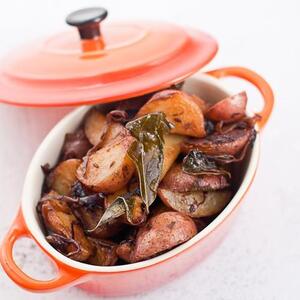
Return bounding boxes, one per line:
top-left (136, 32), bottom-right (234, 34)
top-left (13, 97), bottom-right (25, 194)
top-left (0, 0), bottom-right (299, 299)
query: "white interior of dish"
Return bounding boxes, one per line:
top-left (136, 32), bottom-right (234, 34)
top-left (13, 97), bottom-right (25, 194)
top-left (21, 72), bottom-right (260, 273)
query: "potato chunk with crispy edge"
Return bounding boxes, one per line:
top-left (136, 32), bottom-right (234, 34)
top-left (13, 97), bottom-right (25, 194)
top-left (137, 90), bottom-right (206, 138)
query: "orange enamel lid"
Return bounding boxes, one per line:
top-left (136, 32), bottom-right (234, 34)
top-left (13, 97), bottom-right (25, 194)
top-left (0, 7), bottom-right (218, 107)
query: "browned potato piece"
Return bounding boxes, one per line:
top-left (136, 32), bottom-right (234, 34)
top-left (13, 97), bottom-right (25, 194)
top-left (137, 90), bottom-right (206, 138)
top-left (161, 134), bottom-right (183, 179)
top-left (101, 122), bottom-right (128, 147)
top-left (72, 205), bottom-right (122, 239)
top-left (181, 128), bottom-right (252, 156)
top-left (70, 224), bottom-right (93, 261)
top-left (77, 134), bottom-right (136, 193)
top-left (84, 109), bottom-right (107, 146)
top-left (158, 188), bottom-right (231, 218)
top-left (41, 195), bottom-right (75, 237)
top-left (160, 163), bottom-right (229, 192)
top-left (116, 241), bottom-right (134, 262)
top-left (40, 193), bottom-right (92, 261)
top-left (206, 92), bottom-right (247, 122)
top-left (87, 238), bottom-right (118, 266)
top-left (46, 159), bottom-right (81, 195)
top-left (118, 212), bottom-right (197, 262)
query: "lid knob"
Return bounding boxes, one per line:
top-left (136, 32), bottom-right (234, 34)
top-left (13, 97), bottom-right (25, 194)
top-left (66, 7), bottom-right (108, 40)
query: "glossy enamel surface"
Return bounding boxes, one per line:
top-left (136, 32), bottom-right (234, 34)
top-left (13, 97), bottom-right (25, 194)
top-left (0, 21), bottom-right (217, 107)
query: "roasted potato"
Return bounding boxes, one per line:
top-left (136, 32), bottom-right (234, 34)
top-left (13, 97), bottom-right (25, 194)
top-left (161, 134), bottom-right (183, 179)
top-left (87, 238), bottom-right (118, 266)
top-left (160, 163), bottom-right (229, 192)
top-left (206, 92), bottom-right (247, 122)
top-left (181, 128), bottom-right (253, 156)
top-left (117, 211), bottom-right (197, 263)
top-left (137, 90), bottom-right (206, 138)
top-left (60, 129), bottom-right (92, 160)
top-left (40, 193), bottom-right (92, 261)
top-left (77, 134), bottom-right (136, 193)
top-left (116, 240), bottom-right (134, 263)
top-left (158, 188), bottom-right (231, 218)
top-left (101, 122), bottom-right (129, 147)
top-left (104, 187), bottom-right (128, 208)
top-left (46, 159), bottom-right (81, 195)
top-left (84, 109), bottom-right (107, 146)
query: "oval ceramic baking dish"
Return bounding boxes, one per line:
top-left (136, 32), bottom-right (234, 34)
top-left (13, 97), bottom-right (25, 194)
top-left (0, 67), bottom-right (273, 296)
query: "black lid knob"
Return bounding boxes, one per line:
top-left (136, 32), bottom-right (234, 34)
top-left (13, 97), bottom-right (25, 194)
top-left (66, 7), bottom-right (108, 40)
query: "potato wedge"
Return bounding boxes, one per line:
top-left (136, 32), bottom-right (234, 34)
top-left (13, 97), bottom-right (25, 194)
top-left (87, 238), bottom-right (118, 266)
top-left (161, 134), bottom-right (183, 179)
top-left (181, 128), bottom-right (253, 156)
top-left (158, 188), bottom-right (231, 218)
top-left (117, 211), bottom-right (197, 262)
top-left (41, 194), bottom-right (75, 237)
top-left (40, 193), bottom-right (92, 261)
top-left (137, 90), bottom-right (206, 138)
top-left (160, 163), bottom-right (229, 192)
top-left (84, 109), bottom-right (107, 146)
top-left (101, 122), bottom-right (128, 147)
top-left (77, 134), bottom-right (136, 193)
top-left (46, 159), bottom-right (81, 196)
top-left (206, 92), bottom-right (247, 122)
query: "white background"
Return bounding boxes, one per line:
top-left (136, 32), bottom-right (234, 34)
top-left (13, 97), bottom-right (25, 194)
top-left (0, 0), bottom-right (299, 299)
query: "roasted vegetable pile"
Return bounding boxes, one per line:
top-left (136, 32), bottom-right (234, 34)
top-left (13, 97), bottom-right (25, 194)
top-left (37, 88), bottom-right (258, 265)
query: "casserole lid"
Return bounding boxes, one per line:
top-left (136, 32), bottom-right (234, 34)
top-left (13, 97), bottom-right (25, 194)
top-left (0, 7), bottom-right (218, 107)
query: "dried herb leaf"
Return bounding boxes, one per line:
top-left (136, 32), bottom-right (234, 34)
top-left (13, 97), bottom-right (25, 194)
top-left (126, 112), bottom-right (173, 212)
top-left (86, 112), bottom-right (173, 231)
top-left (183, 150), bottom-right (231, 178)
top-left (86, 190), bottom-right (144, 232)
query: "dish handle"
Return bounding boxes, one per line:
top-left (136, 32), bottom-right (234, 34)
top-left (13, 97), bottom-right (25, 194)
top-left (206, 66), bottom-right (274, 130)
top-left (0, 208), bottom-right (86, 292)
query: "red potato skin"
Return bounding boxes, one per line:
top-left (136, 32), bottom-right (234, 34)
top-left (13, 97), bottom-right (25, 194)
top-left (133, 212), bottom-right (197, 262)
top-left (160, 163), bottom-right (229, 192)
top-left (205, 91), bottom-right (247, 122)
top-left (181, 128), bottom-right (252, 156)
top-left (116, 241), bottom-right (134, 262)
top-left (118, 212), bottom-right (197, 263)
